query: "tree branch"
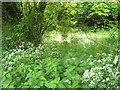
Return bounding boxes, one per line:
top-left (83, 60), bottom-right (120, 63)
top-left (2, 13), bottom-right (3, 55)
top-left (85, 33), bottom-right (119, 51)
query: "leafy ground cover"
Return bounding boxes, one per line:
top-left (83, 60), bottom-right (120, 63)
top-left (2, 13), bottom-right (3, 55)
top-left (2, 2), bottom-right (120, 88)
top-left (2, 29), bottom-right (119, 88)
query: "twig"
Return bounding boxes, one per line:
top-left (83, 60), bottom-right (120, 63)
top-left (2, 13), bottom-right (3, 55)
top-left (85, 33), bottom-right (119, 51)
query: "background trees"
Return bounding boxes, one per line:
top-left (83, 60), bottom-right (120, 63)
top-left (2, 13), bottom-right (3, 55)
top-left (2, 2), bottom-right (119, 48)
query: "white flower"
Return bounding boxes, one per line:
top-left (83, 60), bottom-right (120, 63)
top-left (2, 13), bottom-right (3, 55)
top-left (108, 54), bottom-right (112, 56)
top-left (10, 52), bottom-right (15, 56)
top-left (20, 63), bottom-right (24, 67)
top-left (8, 62), bottom-right (13, 65)
top-left (106, 78), bottom-right (109, 81)
top-left (107, 64), bottom-right (113, 67)
top-left (113, 56), bottom-right (118, 65)
top-left (34, 86), bottom-right (37, 88)
top-left (13, 49), bottom-right (17, 52)
top-left (107, 67), bottom-right (112, 73)
top-left (72, 58), bottom-right (75, 60)
top-left (65, 80), bottom-right (71, 84)
top-left (83, 70), bottom-right (90, 78)
top-left (98, 72), bottom-right (102, 75)
top-left (102, 53), bottom-right (106, 56)
top-left (97, 79), bottom-right (101, 81)
top-left (101, 75), bottom-right (103, 77)
top-left (90, 72), bottom-right (95, 77)
top-left (117, 86), bottom-right (120, 88)
top-left (94, 60), bottom-right (97, 62)
top-left (106, 57), bottom-right (111, 61)
top-left (80, 61), bottom-right (84, 63)
top-left (90, 55), bottom-right (93, 57)
top-left (89, 62), bottom-right (94, 65)
top-left (13, 59), bottom-right (17, 62)
top-left (110, 64), bottom-right (113, 67)
top-left (8, 67), bottom-right (12, 71)
top-left (102, 80), bottom-right (105, 82)
top-left (97, 60), bottom-right (101, 62)
top-left (97, 53), bottom-right (100, 55)
top-left (90, 81), bottom-right (95, 86)
top-left (67, 39), bottom-right (71, 43)
top-left (87, 58), bottom-right (91, 62)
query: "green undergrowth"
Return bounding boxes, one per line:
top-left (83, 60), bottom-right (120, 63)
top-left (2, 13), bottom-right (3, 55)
top-left (2, 40), bottom-right (119, 88)
top-left (2, 26), bottom-right (119, 88)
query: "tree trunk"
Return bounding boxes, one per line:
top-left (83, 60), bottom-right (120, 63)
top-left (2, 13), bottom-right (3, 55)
top-left (23, 2), bottom-right (47, 46)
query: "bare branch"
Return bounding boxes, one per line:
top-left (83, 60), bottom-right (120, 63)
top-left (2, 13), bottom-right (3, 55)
top-left (85, 33), bottom-right (119, 51)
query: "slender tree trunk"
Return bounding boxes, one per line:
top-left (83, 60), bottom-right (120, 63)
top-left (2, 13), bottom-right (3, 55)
top-left (34, 2), bottom-right (47, 46)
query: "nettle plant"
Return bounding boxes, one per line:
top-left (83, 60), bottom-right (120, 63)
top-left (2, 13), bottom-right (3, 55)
top-left (82, 53), bottom-right (119, 88)
top-left (1, 43), bottom-right (85, 88)
top-left (1, 43), bottom-right (119, 88)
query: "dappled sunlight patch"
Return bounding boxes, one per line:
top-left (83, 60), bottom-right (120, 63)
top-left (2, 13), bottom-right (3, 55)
top-left (42, 29), bottom-right (118, 52)
top-left (82, 38), bottom-right (92, 44)
top-left (55, 34), bottom-right (62, 42)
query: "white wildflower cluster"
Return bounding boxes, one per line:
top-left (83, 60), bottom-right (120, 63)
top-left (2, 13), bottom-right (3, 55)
top-left (2, 42), bottom-right (58, 72)
top-left (80, 60), bottom-right (84, 63)
top-left (2, 45), bottom-right (35, 70)
top-left (72, 57), bottom-right (76, 60)
top-left (83, 65), bottom-right (119, 88)
top-left (82, 53), bottom-right (119, 88)
top-left (65, 80), bottom-right (71, 84)
top-left (83, 70), bottom-right (90, 78)
top-left (20, 63), bottom-right (24, 67)
top-left (87, 53), bottom-right (118, 67)
top-left (87, 58), bottom-right (91, 62)
top-left (113, 56), bottom-right (118, 65)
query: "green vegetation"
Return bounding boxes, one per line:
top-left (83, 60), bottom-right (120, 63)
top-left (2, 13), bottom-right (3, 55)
top-left (2, 2), bottom-right (119, 88)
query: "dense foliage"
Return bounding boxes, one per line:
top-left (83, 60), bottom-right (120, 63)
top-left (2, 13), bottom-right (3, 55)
top-left (2, 2), bottom-right (119, 88)
top-left (2, 39), bottom-right (119, 88)
top-left (3, 2), bottom-right (119, 49)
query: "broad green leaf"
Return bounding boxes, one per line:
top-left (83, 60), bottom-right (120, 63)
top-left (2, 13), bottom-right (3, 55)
top-left (45, 83), bottom-right (57, 88)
